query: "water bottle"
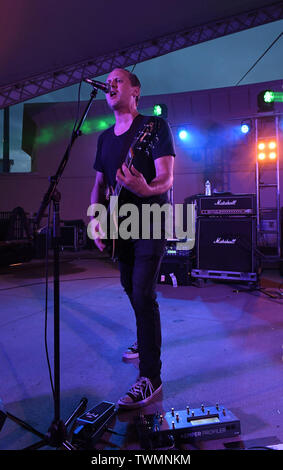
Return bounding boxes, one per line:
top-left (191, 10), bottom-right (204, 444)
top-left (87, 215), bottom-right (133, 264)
top-left (205, 180), bottom-right (211, 196)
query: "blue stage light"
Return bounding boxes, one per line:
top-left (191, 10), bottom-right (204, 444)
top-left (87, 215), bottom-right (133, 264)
top-left (241, 123), bottom-right (250, 134)
top-left (178, 129), bottom-right (189, 140)
top-left (240, 119), bottom-right (252, 135)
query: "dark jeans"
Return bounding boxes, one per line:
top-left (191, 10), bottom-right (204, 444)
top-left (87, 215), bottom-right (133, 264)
top-left (117, 237), bottom-right (166, 384)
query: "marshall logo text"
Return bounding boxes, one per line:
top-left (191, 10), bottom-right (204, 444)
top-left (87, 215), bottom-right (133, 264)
top-left (213, 237), bottom-right (237, 245)
top-left (214, 199), bottom-right (237, 206)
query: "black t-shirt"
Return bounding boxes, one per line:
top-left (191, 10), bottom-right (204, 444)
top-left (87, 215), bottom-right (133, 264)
top-left (93, 114), bottom-right (175, 207)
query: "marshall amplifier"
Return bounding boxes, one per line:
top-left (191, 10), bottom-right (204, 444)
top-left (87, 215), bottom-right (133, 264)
top-left (191, 217), bottom-right (258, 282)
top-left (197, 193), bottom-right (256, 216)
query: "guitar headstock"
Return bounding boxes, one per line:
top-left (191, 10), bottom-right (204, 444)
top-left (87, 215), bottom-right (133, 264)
top-left (134, 118), bottom-right (160, 155)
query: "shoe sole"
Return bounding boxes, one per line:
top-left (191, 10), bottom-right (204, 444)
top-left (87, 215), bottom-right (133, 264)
top-left (122, 352), bottom-right (139, 359)
top-left (117, 384), bottom-right (162, 409)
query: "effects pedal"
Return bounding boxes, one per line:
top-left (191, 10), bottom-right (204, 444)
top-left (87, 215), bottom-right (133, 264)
top-left (136, 404), bottom-right (241, 449)
top-left (72, 401), bottom-right (116, 448)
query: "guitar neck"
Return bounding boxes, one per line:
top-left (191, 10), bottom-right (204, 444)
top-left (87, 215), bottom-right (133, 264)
top-left (110, 119), bottom-right (155, 201)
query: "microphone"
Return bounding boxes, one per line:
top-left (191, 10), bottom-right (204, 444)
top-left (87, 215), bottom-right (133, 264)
top-left (83, 78), bottom-right (110, 93)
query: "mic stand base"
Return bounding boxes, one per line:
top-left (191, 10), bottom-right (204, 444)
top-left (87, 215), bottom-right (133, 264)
top-left (5, 397), bottom-right (88, 450)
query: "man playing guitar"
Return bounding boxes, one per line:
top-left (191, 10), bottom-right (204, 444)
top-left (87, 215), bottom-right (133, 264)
top-left (90, 68), bottom-right (175, 408)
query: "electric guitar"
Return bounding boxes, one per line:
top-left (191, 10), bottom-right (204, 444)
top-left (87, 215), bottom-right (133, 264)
top-left (102, 118), bottom-right (160, 259)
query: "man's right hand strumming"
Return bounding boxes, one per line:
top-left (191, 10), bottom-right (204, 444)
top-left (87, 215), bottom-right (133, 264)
top-left (90, 220), bottom-right (106, 252)
top-left (94, 236), bottom-right (106, 252)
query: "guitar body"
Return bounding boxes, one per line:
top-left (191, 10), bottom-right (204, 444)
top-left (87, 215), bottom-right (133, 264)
top-left (102, 118), bottom-right (159, 260)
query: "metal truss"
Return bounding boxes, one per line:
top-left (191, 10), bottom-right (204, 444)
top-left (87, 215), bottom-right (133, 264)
top-left (0, 2), bottom-right (282, 108)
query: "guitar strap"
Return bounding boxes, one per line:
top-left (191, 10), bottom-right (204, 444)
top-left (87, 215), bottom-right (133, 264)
top-left (119, 114), bottom-right (155, 167)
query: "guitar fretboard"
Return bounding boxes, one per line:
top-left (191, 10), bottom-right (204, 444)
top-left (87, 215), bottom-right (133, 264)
top-left (110, 119), bottom-right (156, 202)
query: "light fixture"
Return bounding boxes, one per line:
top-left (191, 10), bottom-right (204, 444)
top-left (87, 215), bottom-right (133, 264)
top-left (153, 104), bottom-right (168, 118)
top-left (262, 91), bottom-right (283, 103)
top-left (257, 139), bottom-right (277, 162)
top-left (269, 152), bottom-right (277, 160)
top-left (268, 141), bottom-right (276, 150)
top-left (263, 90), bottom-right (274, 103)
top-left (257, 90), bottom-right (274, 112)
top-left (240, 119), bottom-right (252, 134)
top-left (178, 129), bottom-right (189, 141)
top-left (241, 124), bottom-right (250, 134)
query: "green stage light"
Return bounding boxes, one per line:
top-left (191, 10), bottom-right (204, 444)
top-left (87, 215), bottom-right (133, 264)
top-left (36, 115), bottom-right (114, 146)
top-left (263, 91), bottom-right (283, 103)
top-left (270, 91), bottom-right (283, 102)
top-left (257, 90), bottom-right (274, 112)
top-left (258, 89), bottom-right (283, 111)
top-left (153, 104), bottom-right (168, 118)
top-left (276, 93), bottom-right (283, 102)
top-left (153, 104), bottom-right (162, 116)
top-left (263, 90), bottom-right (275, 103)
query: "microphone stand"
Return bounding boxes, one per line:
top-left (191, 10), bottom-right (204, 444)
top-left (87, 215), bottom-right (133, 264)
top-left (6, 87), bottom-right (99, 450)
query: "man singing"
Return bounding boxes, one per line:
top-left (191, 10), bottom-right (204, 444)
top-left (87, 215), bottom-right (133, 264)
top-left (90, 68), bottom-right (175, 408)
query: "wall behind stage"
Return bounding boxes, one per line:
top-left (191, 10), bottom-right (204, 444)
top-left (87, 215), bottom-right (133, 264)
top-left (0, 79), bottom-right (282, 228)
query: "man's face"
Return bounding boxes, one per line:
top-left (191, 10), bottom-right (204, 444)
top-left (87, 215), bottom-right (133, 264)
top-left (105, 69), bottom-right (138, 111)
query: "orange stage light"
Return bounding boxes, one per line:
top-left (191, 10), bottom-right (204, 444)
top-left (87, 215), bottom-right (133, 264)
top-left (268, 141), bottom-right (276, 150)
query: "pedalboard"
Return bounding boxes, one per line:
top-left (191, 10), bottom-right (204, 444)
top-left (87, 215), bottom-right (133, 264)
top-left (136, 404), bottom-right (241, 449)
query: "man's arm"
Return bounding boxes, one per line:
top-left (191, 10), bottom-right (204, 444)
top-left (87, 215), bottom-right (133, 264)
top-left (146, 155), bottom-right (174, 196)
top-left (91, 170), bottom-right (107, 205)
top-left (116, 155), bottom-right (174, 198)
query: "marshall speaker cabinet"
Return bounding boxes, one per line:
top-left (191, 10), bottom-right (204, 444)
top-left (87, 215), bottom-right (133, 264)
top-left (191, 194), bottom-right (258, 283)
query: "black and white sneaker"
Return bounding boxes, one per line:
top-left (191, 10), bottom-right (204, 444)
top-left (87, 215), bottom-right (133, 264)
top-left (123, 341), bottom-right (139, 359)
top-left (117, 377), bottom-right (162, 409)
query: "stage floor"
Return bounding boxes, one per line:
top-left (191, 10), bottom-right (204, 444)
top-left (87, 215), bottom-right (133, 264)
top-left (0, 249), bottom-right (283, 451)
